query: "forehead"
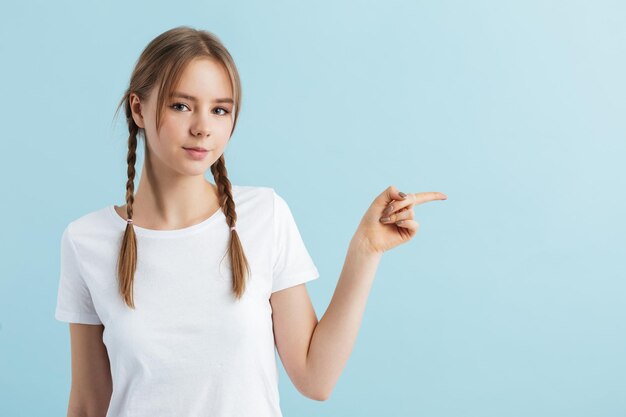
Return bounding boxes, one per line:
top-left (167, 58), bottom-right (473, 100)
top-left (173, 57), bottom-right (233, 100)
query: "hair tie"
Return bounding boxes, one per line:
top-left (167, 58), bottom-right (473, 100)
top-left (230, 226), bottom-right (236, 231)
top-left (127, 219), bottom-right (133, 224)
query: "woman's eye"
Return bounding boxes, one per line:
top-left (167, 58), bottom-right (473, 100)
top-left (171, 103), bottom-right (190, 111)
top-left (215, 107), bottom-right (231, 116)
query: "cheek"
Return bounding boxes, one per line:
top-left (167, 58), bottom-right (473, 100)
top-left (155, 123), bottom-right (186, 147)
top-left (216, 120), bottom-right (234, 139)
top-left (214, 133), bottom-right (231, 150)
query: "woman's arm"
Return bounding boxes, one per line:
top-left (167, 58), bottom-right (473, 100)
top-left (271, 186), bottom-right (446, 401)
top-left (270, 238), bottom-right (380, 402)
top-left (303, 237), bottom-right (382, 400)
top-left (66, 323), bottom-right (112, 417)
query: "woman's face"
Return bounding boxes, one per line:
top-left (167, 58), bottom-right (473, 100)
top-left (130, 57), bottom-right (235, 177)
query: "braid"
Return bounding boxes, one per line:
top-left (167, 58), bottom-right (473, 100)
top-left (211, 155), bottom-right (236, 226)
top-left (117, 116), bottom-right (139, 309)
top-left (211, 154), bottom-right (250, 299)
top-left (124, 124), bottom-right (138, 222)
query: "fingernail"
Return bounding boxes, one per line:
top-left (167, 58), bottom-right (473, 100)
top-left (383, 204), bottom-right (394, 215)
top-left (399, 192), bottom-right (407, 199)
top-left (380, 216), bottom-right (391, 223)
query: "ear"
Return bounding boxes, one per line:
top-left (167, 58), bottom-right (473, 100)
top-left (129, 93), bottom-right (146, 129)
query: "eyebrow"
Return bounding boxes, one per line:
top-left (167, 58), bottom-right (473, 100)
top-left (171, 91), bottom-right (234, 104)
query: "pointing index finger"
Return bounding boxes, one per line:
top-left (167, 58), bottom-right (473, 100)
top-left (407, 192), bottom-right (448, 205)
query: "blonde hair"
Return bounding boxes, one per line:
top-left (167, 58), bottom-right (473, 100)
top-left (112, 26), bottom-right (250, 308)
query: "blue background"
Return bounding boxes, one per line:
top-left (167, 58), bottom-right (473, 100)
top-left (1, 0), bottom-right (625, 416)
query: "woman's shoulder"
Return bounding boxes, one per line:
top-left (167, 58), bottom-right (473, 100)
top-left (63, 204), bottom-right (117, 240)
top-left (232, 183), bottom-right (274, 195)
top-left (231, 184), bottom-right (275, 204)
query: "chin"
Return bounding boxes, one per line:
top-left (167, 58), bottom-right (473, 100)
top-left (183, 166), bottom-right (211, 176)
top-left (170, 160), bottom-right (208, 175)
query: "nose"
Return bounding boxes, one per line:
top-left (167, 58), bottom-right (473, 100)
top-left (190, 112), bottom-right (211, 137)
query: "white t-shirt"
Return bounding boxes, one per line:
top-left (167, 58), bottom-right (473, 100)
top-left (55, 185), bottom-right (320, 417)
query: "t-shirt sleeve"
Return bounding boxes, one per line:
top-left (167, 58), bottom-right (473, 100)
top-left (54, 225), bottom-right (103, 325)
top-left (271, 190), bottom-right (320, 293)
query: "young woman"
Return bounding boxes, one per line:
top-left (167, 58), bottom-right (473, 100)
top-left (54, 25), bottom-right (447, 417)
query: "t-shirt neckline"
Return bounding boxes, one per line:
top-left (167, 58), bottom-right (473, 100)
top-left (107, 204), bottom-right (224, 238)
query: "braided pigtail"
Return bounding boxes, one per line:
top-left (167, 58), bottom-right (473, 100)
top-left (211, 154), bottom-right (250, 300)
top-left (116, 97), bottom-right (140, 309)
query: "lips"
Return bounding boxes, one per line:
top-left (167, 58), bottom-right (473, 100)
top-left (183, 146), bottom-right (211, 161)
